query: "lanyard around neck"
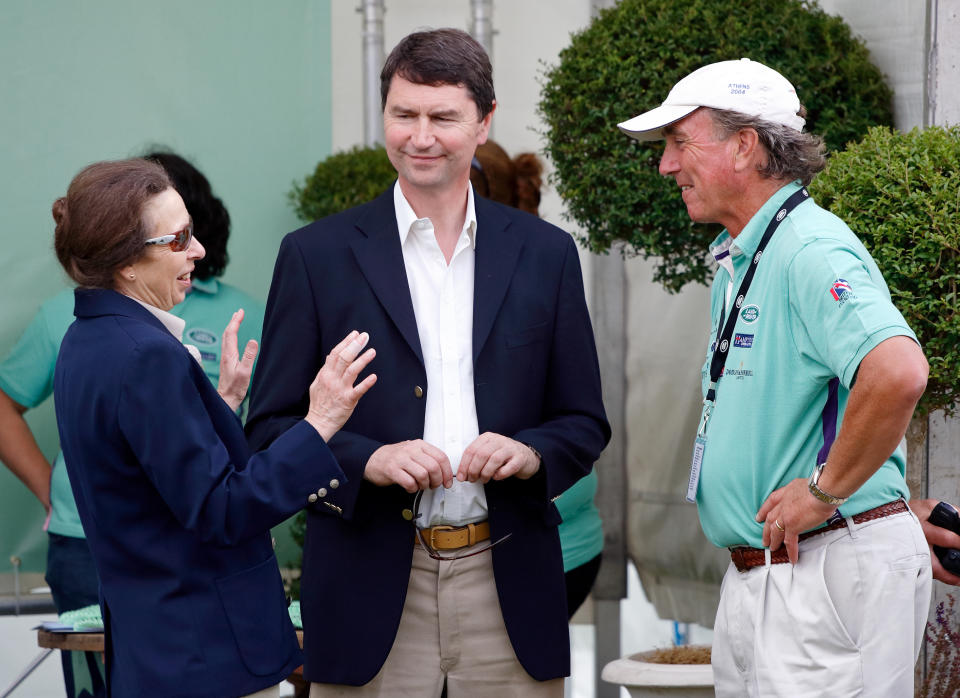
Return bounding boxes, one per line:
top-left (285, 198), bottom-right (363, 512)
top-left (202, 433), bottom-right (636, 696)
top-left (704, 187), bottom-right (810, 405)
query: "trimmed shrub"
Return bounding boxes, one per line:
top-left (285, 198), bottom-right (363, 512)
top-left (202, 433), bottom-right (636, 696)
top-left (289, 145), bottom-right (395, 223)
top-left (809, 125), bottom-right (960, 417)
top-left (538, 0), bottom-right (893, 292)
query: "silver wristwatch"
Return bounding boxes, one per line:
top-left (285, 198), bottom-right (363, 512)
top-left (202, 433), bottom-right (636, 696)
top-left (808, 462), bottom-right (849, 506)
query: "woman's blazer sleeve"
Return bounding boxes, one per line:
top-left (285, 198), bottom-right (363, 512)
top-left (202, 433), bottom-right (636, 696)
top-left (117, 339), bottom-right (343, 545)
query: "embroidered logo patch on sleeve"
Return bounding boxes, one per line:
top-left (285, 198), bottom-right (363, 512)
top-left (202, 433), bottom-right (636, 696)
top-left (830, 279), bottom-right (852, 301)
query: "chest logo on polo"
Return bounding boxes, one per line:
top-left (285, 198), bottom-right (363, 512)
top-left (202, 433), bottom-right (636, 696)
top-left (829, 278), bottom-right (858, 306)
top-left (734, 333), bottom-right (754, 349)
top-left (740, 305), bottom-right (760, 324)
top-left (723, 362), bottom-right (754, 380)
top-left (186, 328), bottom-right (218, 345)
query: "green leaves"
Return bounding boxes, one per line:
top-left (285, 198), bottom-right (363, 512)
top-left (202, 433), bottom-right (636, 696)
top-left (538, 0), bottom-right (892, 292)
top-left (810, 125), bottom-right (960, 416)
top-left (289, 145), bottom-right (396, 223)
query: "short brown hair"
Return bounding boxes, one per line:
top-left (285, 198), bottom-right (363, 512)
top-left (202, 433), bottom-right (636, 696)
top-left (380, 28), bottom-right (495, 119)
top-left (54, 159), bottom-right (171, 288)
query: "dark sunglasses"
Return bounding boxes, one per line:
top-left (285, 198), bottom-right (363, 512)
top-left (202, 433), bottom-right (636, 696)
top-left (144, 222), bottom-right (194, 252)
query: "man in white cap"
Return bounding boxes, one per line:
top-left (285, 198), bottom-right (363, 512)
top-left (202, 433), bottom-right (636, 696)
top-left (619, 58), bottom-right (931, 696)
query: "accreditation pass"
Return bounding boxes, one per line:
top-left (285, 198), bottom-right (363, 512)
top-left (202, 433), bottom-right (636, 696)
top-left (686, 436), bottom-right (706, 503)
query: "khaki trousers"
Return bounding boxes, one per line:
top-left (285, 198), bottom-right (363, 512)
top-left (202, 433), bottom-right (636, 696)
top-left (310, 542), bottom-right (564, 698)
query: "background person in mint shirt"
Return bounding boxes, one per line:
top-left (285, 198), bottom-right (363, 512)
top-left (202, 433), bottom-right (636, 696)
top-left (145, 150), bottom-right (266, 421)
top-left (0, 150), bottom-right (262, 698)
top-left (619, 59), bottom-right (931, 696)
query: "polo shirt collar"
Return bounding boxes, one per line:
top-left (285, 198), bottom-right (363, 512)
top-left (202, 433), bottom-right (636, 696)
top-left (393, 180), bottom-right (478, 249)
top-left (189, 277), bottom-right (219, 295)
top-left (710, 180), bottom-right (804, 260)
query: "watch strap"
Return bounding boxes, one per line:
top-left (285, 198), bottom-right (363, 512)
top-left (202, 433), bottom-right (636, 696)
top-left (808, 463), bottom-right (849, 506)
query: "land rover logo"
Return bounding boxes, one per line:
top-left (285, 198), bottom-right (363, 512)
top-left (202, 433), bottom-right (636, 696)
top-left (740, 305), bottom-right (760, 323)
top-left (754, 250), bottom-right (763, 264)
top-left (735, 294), bottom-right (744, 308)
top-left (186, 328), bottom-right (218, 345)
top-left (776, 209), bottom-right (787, 221)
top-left (719, 339), bottom-right (729, 352)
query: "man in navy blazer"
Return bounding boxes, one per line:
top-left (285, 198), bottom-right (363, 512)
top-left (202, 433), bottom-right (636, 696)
top-left (247, 28), bottom-right (609, 696)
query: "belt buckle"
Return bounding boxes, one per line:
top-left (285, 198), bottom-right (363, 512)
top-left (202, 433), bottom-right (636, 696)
top-left (429, 525), bottom-right (456, 550)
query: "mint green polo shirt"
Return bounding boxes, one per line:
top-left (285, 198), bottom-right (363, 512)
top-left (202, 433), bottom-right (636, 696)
top-left (0, 282), bottom-right (264, 538)
top-left (0, 290), bottom-right (80, 536)
top-left (555, 470), bottom-right (604, 572)
top-left (695, 181), bottom-right (914, 549)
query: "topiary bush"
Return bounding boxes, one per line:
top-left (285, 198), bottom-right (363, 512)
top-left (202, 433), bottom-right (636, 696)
top-left (289, 144), bottom-right (396, 223)
top-left (538, 0), bottom-right (893, 292)
top-left (809, 125), bottom-right (960, 417)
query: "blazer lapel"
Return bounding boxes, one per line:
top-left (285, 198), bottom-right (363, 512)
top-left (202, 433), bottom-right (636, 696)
top-left (350, 190), bottom-right (425, 365)
top-left (473, 199), bottom-right (523, 362)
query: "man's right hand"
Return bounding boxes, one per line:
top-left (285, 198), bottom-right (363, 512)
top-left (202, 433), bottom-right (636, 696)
top-left (364, 441), bottom-right (453, 493)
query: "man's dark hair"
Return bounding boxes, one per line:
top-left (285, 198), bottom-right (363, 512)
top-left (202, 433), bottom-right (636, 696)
top-left (380, 28), bottom-right (495, 119)
top-left (143, 150), bottom-right (231, 280)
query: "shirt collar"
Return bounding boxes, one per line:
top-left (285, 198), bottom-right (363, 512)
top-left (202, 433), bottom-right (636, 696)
top-left (129, 297), bottom-right (186, 341)
top-left (188, 277), bottom-right (218, 295)
top-left (393, 180), bottom-right (478, 249)
top-left (709, 180), bottom-right (804, 259)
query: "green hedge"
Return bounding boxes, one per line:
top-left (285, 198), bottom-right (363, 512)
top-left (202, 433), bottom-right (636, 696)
top-left (809, 125), bottom-right (960, 416)
top-left (539, 0), bottom-right (893, 292)
top-left (289, 145), bottom-right (395, 223)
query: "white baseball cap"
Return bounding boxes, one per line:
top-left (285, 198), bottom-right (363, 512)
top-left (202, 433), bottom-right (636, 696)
top-left (617, 58), bottom-right (805, 141)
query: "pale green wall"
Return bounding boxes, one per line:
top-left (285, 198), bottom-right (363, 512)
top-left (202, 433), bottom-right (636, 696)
top-left (0, 1), bottom-right (332, 575)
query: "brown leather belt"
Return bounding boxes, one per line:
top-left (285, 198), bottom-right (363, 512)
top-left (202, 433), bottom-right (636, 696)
top-left (730, 499), bottom-right (909, 572)
top-left (416, 521), bottom-right (491, 551)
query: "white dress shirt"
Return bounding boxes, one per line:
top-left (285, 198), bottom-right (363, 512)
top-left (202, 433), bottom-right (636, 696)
top-left (394, 182), bottom-right (487, 527)
top-left (130, 297), bottom-right (203, 365)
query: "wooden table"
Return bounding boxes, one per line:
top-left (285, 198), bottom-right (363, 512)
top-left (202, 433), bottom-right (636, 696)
top-left (37, 628), bottom-right (305, 652)
top-left (37, 628), bottom-right (105, 653)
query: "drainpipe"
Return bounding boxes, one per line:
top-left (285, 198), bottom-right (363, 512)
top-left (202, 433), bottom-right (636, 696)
top-left (360, 0), bottom-right (385, 146)
top-left (469, 0), bottom-right (494, 57)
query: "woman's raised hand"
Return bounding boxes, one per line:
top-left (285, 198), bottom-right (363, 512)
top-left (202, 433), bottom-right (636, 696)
top-left (217, 309), bottom-right (259, 412)
top-left (304, 331), bottom-right (377, 441)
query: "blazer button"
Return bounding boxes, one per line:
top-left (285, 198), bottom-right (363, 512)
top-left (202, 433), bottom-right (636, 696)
top-left (308, 493), bottom-right (318, 504)
top-left (329, 479), bottom-right (340, 489)
top-left (414, 385), bottom-right (424, 398)
top-left (401, 508), bottom-right (414, 521)
top-left (317, 488), bottom-right (328, 498)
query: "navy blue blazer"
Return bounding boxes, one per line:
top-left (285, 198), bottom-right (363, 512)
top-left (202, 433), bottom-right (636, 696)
top-left (54, 289), bottom-right (345, 697)
top-left (247, 189), bottom-right (610, 684)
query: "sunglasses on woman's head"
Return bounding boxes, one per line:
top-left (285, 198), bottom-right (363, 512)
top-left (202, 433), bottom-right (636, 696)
top-left (144, 222), bottom-right (193, 252)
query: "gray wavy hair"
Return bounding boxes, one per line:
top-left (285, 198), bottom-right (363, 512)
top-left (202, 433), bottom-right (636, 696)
top-left (707, 107), bottom-right (826, 185)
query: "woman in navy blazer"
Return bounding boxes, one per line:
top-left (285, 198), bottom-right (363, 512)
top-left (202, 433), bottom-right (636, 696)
top-left (51, 158), bottom-right (376, 697)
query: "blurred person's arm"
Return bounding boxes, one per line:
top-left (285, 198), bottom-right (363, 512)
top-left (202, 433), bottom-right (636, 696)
top-left (0, 387), bottom-right (51, 512)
